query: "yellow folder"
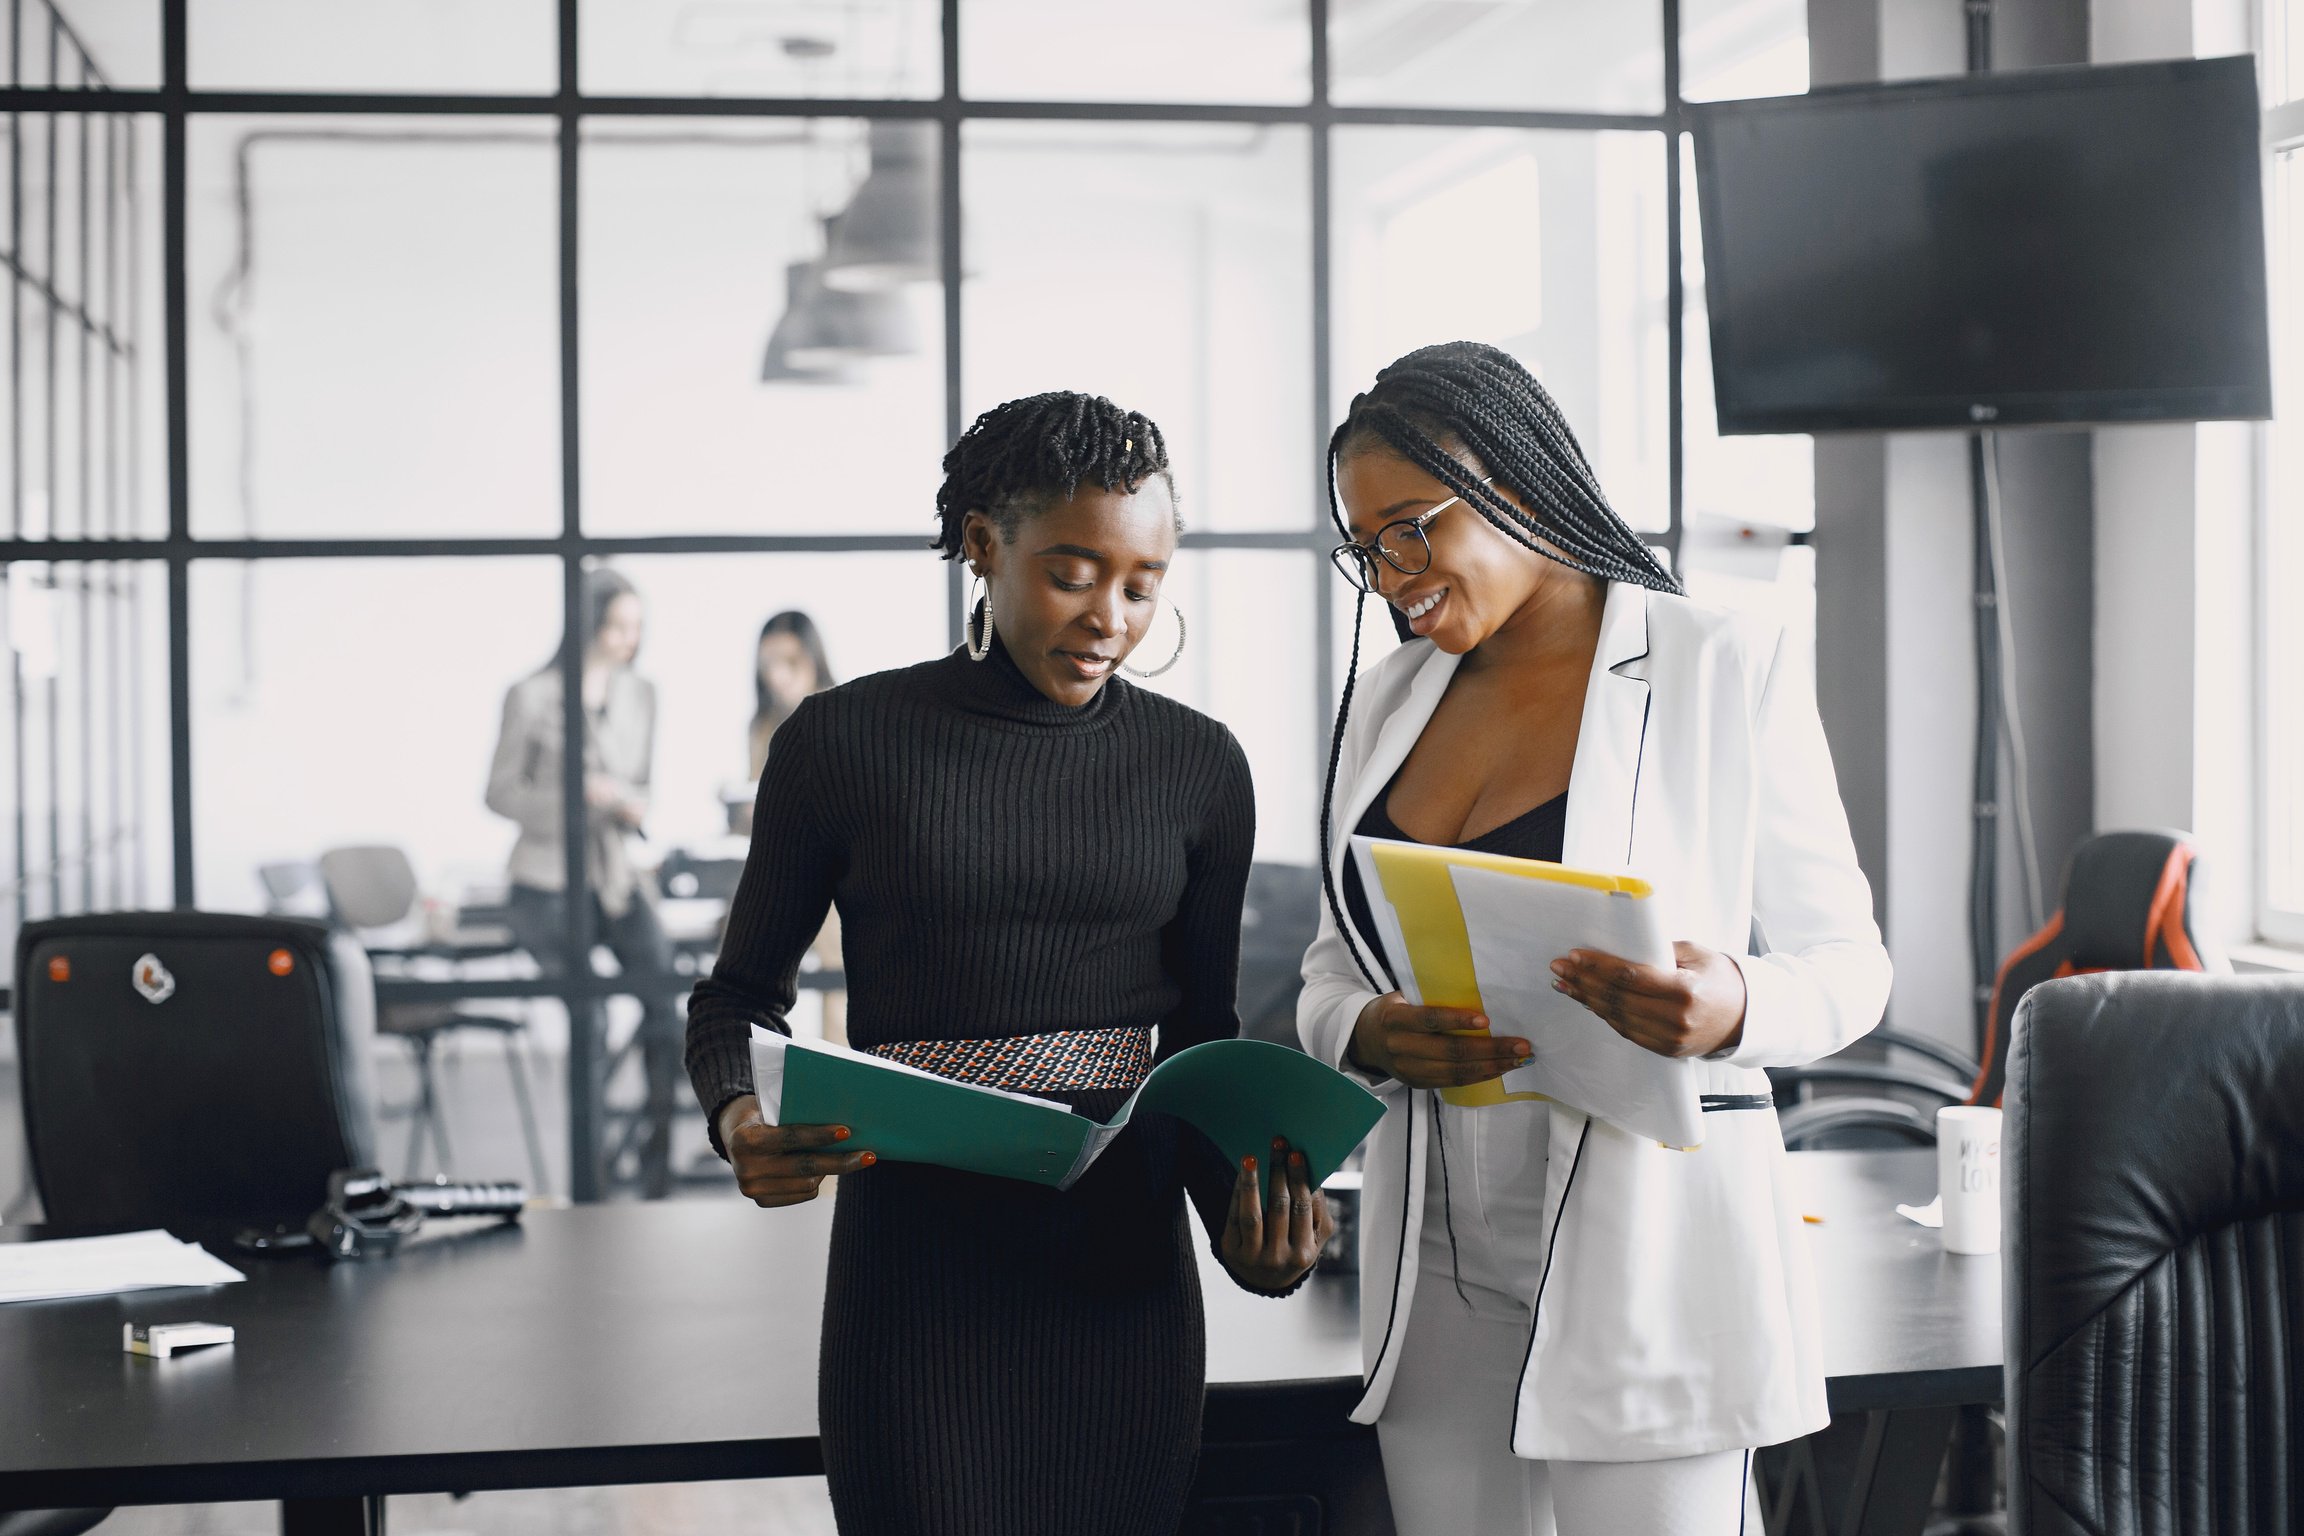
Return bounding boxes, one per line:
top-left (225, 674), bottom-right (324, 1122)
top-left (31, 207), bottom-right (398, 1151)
top-left (1356, 838), bottom-right (1654, 1109)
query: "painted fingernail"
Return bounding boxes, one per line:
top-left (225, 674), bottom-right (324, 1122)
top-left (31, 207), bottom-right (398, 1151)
top-left (833, 1127), bottom-right (851, 1141)
top-left (1517, 1056), bottom-right (1534, 1068)
top-left (1272, 1136), bottom-right (1286, 1150)
top-left (1290, 1151), bottom-right (1305, 1168)
top-left (858, 1151), bottom-right (877, 1167)
top-left (1244, 1155), bottom-right (1258, 1172)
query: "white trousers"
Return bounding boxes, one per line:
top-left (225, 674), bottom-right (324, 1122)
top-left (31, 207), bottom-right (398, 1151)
top-left (1375, 1101), bottom-right (1759, 1536)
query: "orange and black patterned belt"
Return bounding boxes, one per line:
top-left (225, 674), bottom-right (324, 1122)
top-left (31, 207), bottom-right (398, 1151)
top-left (862, 1024), bottom-right (1154, 1095)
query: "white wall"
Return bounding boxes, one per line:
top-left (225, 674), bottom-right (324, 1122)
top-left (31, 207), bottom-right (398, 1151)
top-left (2091, 0), bottom-right (2263, 950)
top-left (1881, 434), bottom-right (1978, 1040)
top-left (1807, 0), bottom-right (2098, 1055)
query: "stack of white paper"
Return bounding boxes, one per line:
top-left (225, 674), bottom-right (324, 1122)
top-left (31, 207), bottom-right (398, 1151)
top-left (1451, 863), bottom-right (1704, 1148)
top-left (0, 1229), bottom-right (246, 1305)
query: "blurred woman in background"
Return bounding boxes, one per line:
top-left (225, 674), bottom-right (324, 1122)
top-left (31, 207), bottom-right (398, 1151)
top-left (746, 610), bottom-right (836, 779)
top-left (487, 565), bottom-right (686, 1198)
top-left (739, 609), bottom-right (843, 1040)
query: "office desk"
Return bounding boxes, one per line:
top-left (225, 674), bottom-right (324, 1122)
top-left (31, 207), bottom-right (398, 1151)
top-left (0, 1152), bottom-right (1993, 1536)
top-left (0, 1198), bottom-right (1377, 1532)
top-left (1765, 1148), bottom-right (2003, 1536)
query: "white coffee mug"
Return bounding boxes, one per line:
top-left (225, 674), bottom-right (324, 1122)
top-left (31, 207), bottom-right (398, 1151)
top-left (1936, 1105), bottom-right (2002, 1255)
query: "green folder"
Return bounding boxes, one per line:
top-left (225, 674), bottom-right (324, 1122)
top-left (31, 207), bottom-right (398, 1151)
top-left (750, 1030), bottom-right (1384, 1195)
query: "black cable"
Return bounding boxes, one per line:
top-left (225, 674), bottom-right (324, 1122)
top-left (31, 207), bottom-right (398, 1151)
top-left (1969, 434), bottom-right (2000, 1052)
top-left (1965, 0), bottom-right (2000, 1059)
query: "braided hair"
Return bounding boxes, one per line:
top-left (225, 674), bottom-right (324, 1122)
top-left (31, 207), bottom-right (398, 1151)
top-left (1319, 340), bottom-right (1682, 990)
top-left (931, 391), bottom-right (1177, 560)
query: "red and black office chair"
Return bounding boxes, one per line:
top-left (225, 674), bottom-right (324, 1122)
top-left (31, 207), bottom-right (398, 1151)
top-left (1774, 829), bottom-right (2220, 1150)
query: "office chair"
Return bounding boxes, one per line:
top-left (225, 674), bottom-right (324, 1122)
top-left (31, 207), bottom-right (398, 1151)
top-left (16, 912), bottom-right (378, 1230)
top-left (2005, 970), bottom-right (2304, 1534)
top-left (657, 845), bottom-right (746, 903)
top-left (1774, 829), bottom-right (2217, 1150)
top-left (9, 913), bottom-right (385, 1536)
top-left (317, 845), bottom-right (549, 1194)
top-left (255, 859), bottom-right (329, 917)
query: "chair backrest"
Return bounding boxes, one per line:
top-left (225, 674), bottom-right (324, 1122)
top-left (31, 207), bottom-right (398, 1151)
top-left (317, 845), bottom-right (421, 931)
top-left (2005, 971), bottom-right (2304, 1535)
top-left (1969, 829), bottom-right (2214, 1106)
top-left (256, 859), bottom-right (324, 913)
top-left (657, 847), bottom-right (745, 903)
top-left (16, 911), bottom-right (378, 1229)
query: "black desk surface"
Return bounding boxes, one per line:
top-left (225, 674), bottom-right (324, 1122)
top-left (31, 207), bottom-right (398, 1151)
top-left (1796, 1147), bottom-right (2003, 1414)
top-left (0, 1149), bottom-right (1996, 1507)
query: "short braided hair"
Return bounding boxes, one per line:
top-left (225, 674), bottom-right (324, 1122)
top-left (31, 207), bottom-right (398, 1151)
top-left (931, 391), bottom-right (1177, 560)
top-left (1318, 341), bottom-right (1681, 990)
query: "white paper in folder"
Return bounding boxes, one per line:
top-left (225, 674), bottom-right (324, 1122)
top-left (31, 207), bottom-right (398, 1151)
top-left (1448, 863), bottom-right (1704, 1148)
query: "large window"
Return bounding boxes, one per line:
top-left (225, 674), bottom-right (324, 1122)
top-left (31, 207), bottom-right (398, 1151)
top-left (0, 0), bottom-right (1814, 1197)
top-left (2264, 33), bottom-right (2304, 944)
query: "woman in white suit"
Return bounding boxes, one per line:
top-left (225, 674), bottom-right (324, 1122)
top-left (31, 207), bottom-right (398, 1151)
top-left (1298, 343), bottom-right (1892, 1534)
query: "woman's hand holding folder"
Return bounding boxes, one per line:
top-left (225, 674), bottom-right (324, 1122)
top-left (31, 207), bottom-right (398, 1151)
top-left (1548, 942), bottom-right (1748, 1060)
top-left (1344, 994), bottom-right (1533, 1089)
top-left (1219, 1138), bottom-right (1335, 1292)
top-left (718, 1093), bottom-right (881, 1208)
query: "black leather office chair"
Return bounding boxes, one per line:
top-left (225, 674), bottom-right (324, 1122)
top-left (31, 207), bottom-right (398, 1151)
top-left (2005, 970), bottom-right (2304, 1535)
top-left (1775, 830), bottom-right (2218, 1150)
top-left (16, 911), bottom-right (378, 1229)
top-left (9, 914), bottom-right (381, 1536)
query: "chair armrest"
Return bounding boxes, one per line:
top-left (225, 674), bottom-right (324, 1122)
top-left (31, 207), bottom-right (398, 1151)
top-left (1868, 1026), bottom-right (1981, 1085)
top-left (1777, 1095), bottom-right (1940, 1150)
top-left (1766, 1061), bottom-right (1969, 1103)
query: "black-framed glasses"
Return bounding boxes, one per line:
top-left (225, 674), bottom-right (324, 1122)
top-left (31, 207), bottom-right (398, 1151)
top-left (1327, 477), bottom-right (1494, 593)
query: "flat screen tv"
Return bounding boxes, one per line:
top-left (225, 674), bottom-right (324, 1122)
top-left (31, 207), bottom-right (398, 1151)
top-left (1691, 56), bottom-right (2270, 434)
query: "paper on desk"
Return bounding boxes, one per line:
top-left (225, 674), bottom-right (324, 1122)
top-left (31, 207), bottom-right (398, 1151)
top-left (1895, 1196), bottom-right (1944, 1228)
top-left (0, 1229), bottom-right (245, 1305)
top-left (1450, 863), bottom-right (1703, 1148)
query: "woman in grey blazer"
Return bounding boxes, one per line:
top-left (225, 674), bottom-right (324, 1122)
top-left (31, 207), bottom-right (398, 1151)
top-left (485, 566), bottom-right (683, 1196)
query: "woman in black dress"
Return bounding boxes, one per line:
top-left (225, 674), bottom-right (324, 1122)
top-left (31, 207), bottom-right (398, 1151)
top-left (685, 392), bottom-right (1331, 1536)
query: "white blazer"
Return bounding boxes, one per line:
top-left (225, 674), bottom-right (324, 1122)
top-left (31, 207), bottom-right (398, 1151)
top-left (1298, 580), bottom-right (1892, 1462)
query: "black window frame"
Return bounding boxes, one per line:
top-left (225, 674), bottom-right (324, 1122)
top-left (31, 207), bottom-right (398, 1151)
top-left (0, 0), bottom-right (1703, 1199)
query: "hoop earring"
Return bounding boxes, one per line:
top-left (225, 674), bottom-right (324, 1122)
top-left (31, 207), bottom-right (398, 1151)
top-left (1122, 603), bottom-right (1188, 678)
top-left (966, 573), bottom-right (995, 662)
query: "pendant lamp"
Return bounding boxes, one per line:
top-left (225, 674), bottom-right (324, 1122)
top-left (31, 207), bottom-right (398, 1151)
top-left (820, 119), bottom-right (938, 291)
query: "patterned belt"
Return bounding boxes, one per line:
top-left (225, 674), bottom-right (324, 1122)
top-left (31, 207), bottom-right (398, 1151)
top-left (862, 1025), bottom-right (1155, 1095)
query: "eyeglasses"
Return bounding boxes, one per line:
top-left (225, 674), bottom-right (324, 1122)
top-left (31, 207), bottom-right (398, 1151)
top-left (1327, 477), bottom-right (1494, 594)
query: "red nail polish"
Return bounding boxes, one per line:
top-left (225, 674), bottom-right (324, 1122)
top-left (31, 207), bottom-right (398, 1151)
top-left (833, 1127), bottom-right (851, 1141)
top-left (859, 1151), bottom-right (877, 1167)
top-left (1244, 1155), bottom-right (1258, 1172)
top-left (1290, 1151), bottom-right (1305, 1168)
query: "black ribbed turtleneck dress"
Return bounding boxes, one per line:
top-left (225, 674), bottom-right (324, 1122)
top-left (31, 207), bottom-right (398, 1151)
top-left (686, 634), bottom-right (1258, 1536)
